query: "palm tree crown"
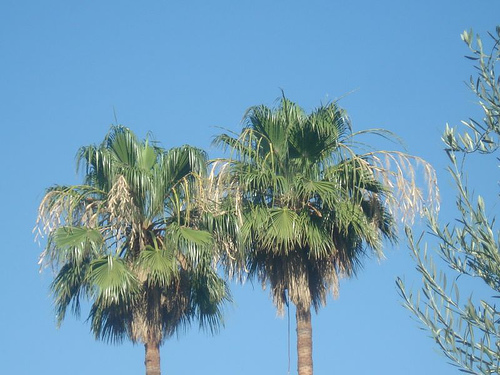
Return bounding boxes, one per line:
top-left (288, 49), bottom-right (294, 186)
top-left (216, 97), bottom-right (396, 311)
top-left (213, 96), bottom-right (436, 375)
top-left (36, 126), bottom-right (229, 375)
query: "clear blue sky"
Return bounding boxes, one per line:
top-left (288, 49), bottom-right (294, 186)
top-left (1, 1), bottom-right (499, 374)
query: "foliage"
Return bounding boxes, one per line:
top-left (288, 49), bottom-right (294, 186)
top-left (211, 95), bottom-right (437, 375)
top-left (211, 94), bottom-right (438, 312)
top-left (36, 126), bottom-right (229, 346)
top-left (397, 27), bottom-right (500, 374)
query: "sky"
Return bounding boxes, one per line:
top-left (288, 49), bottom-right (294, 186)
top-left (1, 1), bottom-right (499, 374)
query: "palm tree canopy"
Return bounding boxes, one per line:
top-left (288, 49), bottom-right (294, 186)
top-left (36, 126), bottom-right (229, 345)
top-left (213, 96), bottom-right (437, 313)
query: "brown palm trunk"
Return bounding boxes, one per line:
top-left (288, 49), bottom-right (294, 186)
top-left (296, 305), bottom-right (313, 375)
top-left (145, 341), bottom-right (161, 375)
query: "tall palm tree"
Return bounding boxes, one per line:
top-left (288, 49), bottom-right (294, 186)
top-left (213, 96), bottom-right (437, 375)
top-left (36, 126), bottom-right (229, 375)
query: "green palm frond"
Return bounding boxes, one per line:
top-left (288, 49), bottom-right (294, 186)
top-left (52, 226), bottom-right (104, 264)
top-left (84, 256), bottom-right (138, 342)
top-left (53, 227), bottom-right (104, 248)
top-left (164, 223), bottom-right (214, 269)
top-left (177, 226), bottom-right (213, 245)
top-left (106, 125), bottom-right (140, 166)
top-left (259, 208), bottom-right (301, 254)
top-left (51, 259), bottom-right (90, 326)
top-left (162, 145), bottom-right (207, 184)
top-left (137, 244), bottom-right (177, 287)
top-left (297, 213), bottom-right (334, 259)
top-left (86, 255), bottom-right (139, 307)
top-left (137, 140), bottom-right (157, 171)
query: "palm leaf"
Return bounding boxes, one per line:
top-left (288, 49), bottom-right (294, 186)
top-left (51, 260), bottom-right (90, 325)
top-left (86, 255), bottom-right (139, 307)
top-left (137, 245), bottom-right (177, 287)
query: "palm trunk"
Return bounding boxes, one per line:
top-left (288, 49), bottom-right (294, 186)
top-left (145, 341), bottom-right (161, 375)
top-left (296, 305), bottom-right (313, 375)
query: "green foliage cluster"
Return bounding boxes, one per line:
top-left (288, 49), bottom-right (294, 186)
top-left (210, 97), bottom-right (436, 375)
top-left (213, 98), bottom-right (398, 315)
top-left (36, 128), bottom-right (229, 348)
top-left (36, 83), bottom-right (437, 375)
top-left (397, 27), bottom-right (500, 374)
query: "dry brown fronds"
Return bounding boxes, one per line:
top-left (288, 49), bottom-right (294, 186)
top-left (35, 187), bottom-right (101, 269)
top-left (107, 175), bottom-right (142, 253)
top-left (361, 151), bottom-right (440, 224)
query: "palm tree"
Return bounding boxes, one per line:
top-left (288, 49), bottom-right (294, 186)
top-left (213, 96), bottom-right (437, 375)
top-left (36, 126), bottom-right (229, 375)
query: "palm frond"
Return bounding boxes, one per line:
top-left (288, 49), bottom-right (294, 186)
top-left (137, 245), bottom-right (177, 288)
top-left (51, 260), bottom-right (90, 326)
top-left (86, 255), bottom-right (139, 307)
